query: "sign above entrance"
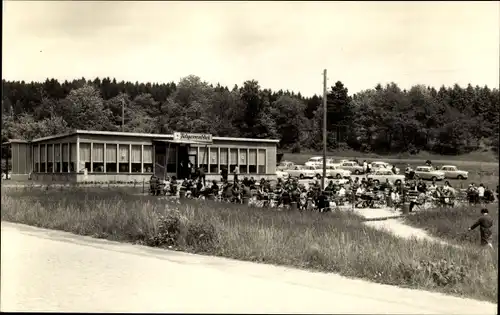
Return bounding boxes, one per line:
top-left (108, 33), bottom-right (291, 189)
top-left (172, 132), bottom-right (213, 144)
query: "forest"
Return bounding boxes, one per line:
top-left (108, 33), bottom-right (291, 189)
top-left (2, 76), bottom-right (499, 156)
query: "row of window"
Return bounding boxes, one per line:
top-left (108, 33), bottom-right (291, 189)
top-left (195, 147), bottom-right (267, 174)
top-left (33, 143), bottom-right (154, 173)
top-left (32, 143), bottom-right (268, 175)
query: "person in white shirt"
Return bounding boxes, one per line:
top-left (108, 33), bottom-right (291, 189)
top-left (356, 185), bottom-right (365, 196)
top-left (338, 186), bottom-right (346, 197)
top-left (478, 183), bottom-right (485, 202)
top-left (363, 161), bottom-right (367, 173)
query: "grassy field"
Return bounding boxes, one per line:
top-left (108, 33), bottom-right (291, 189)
top-left (1, 186), bottom-right (497, 303)
top-left (404, 204), bottom-right (499, 248)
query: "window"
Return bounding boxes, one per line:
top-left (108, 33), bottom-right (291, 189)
top-left (92, 143), bottom-right (104, 172)
top-left (47, 144), bottom-right (53, 172)
top-left (106, 144), bottom-right (117, 172)
top-left (229, 148), bottom-right (238, 173)
top-left (219, 148), bottom-right (228, 172)
top-left (34, 146), bottom-right (39, 172)
top-left (62, 144), bottom-right (69, 172)
top-left (188, 147), bottom-right (197, 166)
top-left (209, 148), bottom-right (218, 174)
top-left (239, 149), bottom-right (248, 174)
top-left (40, 144), bottom-right (46, 172)
top-left (54, 144), bottom-right (61, 172)
top-left (143, 145), bottom-right (153, 173)
top-left (258, 149), bottom-right (266, 173)
top-left (80, 143), bottom-right (91, 172)
top-left (248, 149), bottom-right (257, 174)
top-left (199, 146), bottom-right (208, 173)
top-left (118, 144), bottom-right (130, 173)
top-left (70, 143), bottom-right (76, 172)
top-left (131, 145), bottom-right (141, 173)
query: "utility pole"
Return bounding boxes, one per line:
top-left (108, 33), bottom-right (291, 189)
top-left (322, 69), bottom-right (327, 190)
top-left (121, 98), bottom-right (125, 132)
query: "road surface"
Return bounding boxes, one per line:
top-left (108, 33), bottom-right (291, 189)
top-left (1, 222), bottom-right (496, 314)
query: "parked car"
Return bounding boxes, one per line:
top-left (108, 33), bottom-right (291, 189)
top-left (305, 156), bottom-right (323, 167)
top-left (414, 166), bottom-right (445, 181)
top-left (370, 161), bottom-right (400, 174)
top-left (438, 165), bottom-right (469, 180)
top-left (339, 161), bottom-right (364, 175)
top-left (326, 165), bottom-right (352, 179)
top-left (366, 169), bottom-right (405, 184)
top-left (287, 165), bottom-right (322, 179)
top-left (277, 160), bottom-right (295, 171)
top-left (276, 170), bottom-right (290, 180)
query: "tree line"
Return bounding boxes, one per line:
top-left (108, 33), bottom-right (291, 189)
top-left (2, 76), bottom-right (499, 156)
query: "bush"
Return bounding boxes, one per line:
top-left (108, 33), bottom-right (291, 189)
top-left (147, 212), bottom-right (182, 247)
top-left (398, 259), bottom-right (467, 287)
top-left (186, 222), bottom-right (218, 252)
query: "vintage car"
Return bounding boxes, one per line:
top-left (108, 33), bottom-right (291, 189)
top-left (366, 169), bottom-right (405, 184)
top-left (338, 161), bottom-right (364, 175)
top-left (326, 165), bottom-right (352, 179)
top-left (276, 170), bottom-right (290, 180)
top-left (370, 161), bottom-right (400, 174)
top-left (305, 156), bottom-right (323, 167)
top-left (438, 165), bottom-right (469, 180)
top-left (414, 166), bottom-right (445, 181)
top-left (287, 165), bottom-right (322, 179)
top-left (277, 160), bottom-right (295, 171)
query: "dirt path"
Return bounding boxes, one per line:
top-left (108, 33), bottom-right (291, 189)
top-left (349, 207), bottom-right (458, 247)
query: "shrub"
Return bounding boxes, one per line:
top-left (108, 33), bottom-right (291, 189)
top-left (186, 221), bottom-right (218, 252)
top-left (398, 259), bottom-right (468, 287)
top-left (147, 212), bottom-right (182, 247)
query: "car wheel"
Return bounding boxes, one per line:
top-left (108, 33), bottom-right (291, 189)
top-left (299, 174), bottom-right (304, 179)
top-left (395, 180), bottom-right (401, 185)
top-left (336, 174), bottom-right (342, 179)
top-left (457, 175), bottom-right (464, 180)
top-left (316, 174), bottom-right (322, 179)
top-left (354, 170), bottom-right (360, 175)
top-left (431, 176), bottom-right (437, 181)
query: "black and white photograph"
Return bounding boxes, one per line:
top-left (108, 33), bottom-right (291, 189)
top-left (1, 1), bottom-right (498, 313)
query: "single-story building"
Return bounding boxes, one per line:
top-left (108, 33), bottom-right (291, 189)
top-left (3, 130), bottom-right (279, 183)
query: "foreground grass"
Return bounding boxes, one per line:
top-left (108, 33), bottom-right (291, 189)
top-left (404, 204), bottom-right (499, 248)
top-left (1, 187), bottom-right (497, 303)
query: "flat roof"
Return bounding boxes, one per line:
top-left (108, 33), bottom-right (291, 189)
top-left (2, 139), bottom-right (29, 145)
top-left (26, 130), bottom-right (280, 144)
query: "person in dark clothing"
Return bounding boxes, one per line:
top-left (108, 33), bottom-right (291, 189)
top-left (317, 191), bottom-right (329, 212)
top-left (469, 208), bottom-right (494, 247)
top-left (198, 166), bottom-right (206, 187)
top-left (221, 166), bottom-right (229, 183)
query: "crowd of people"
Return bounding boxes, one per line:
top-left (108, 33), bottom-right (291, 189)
top-left (149, 170), bottom-right (498, 212)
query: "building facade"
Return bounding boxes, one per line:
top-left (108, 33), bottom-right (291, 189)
top-left (3, 130), bottom-right (279, 183)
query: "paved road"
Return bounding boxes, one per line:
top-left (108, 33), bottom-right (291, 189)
top-left (1, 222), bottom-right (496, 314)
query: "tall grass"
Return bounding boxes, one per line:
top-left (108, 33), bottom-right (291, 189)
top-left (404, 204), bottom-right (499, 248)
top-left (1, 187), bottom-right (497, 303)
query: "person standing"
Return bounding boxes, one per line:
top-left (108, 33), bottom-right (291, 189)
top-left (198, 166), bottom-right (206, 187)
top-left (468, 208), bottom-right (494, 248)
top-left (233, 165), bottom-right (239, 183)
top-left (220, 166), bottom-right (228, 183)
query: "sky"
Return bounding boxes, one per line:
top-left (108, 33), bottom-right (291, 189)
top-left (3, 1), bottom-right (499, 96)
